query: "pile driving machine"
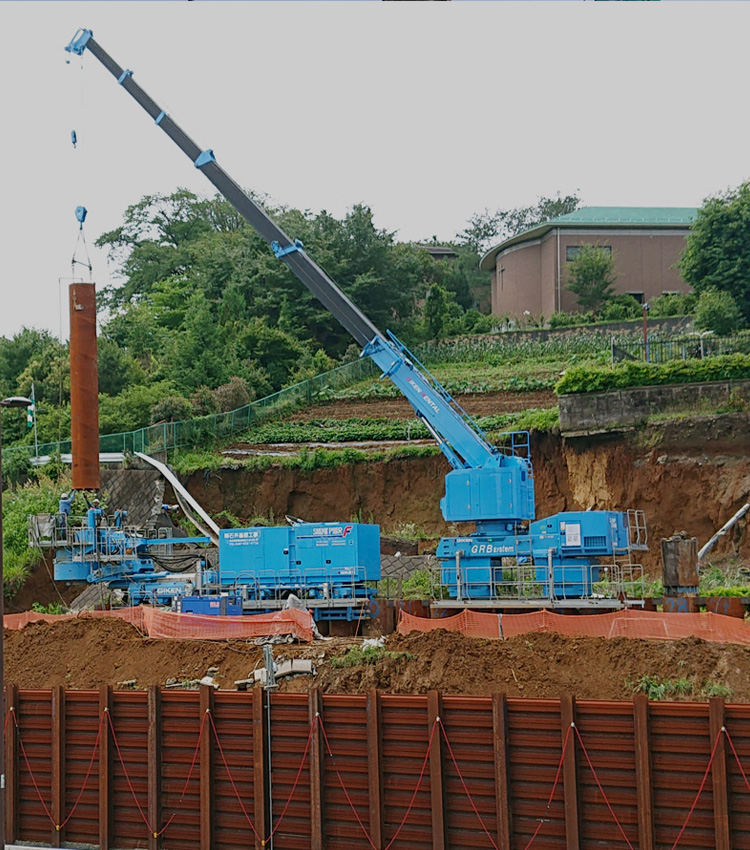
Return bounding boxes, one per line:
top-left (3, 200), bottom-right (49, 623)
top-left (50, 29), bottom-right (648, 611)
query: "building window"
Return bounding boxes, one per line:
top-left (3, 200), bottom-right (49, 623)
top-left (566, 245), bottom-right (612, 261)
top-left (626, 292), bottom-right (645, 304)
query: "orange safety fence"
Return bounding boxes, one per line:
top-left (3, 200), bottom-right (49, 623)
top-left (4, 605), bottom-right (316, 642)
top-left (398, 607), bottom-right (750, 644)
top-left (397, 608), bottom-right (502, 639)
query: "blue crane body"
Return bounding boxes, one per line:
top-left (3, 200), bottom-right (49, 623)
top-left (50, 29), bottom-right (646, 609)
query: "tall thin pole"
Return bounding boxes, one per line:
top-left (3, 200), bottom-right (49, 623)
top-left (0, 397), bottom-right (33, 850)
top-left (31, 383), bottom-right (39, 461)
top-left (0, 408), bottom-right (4, 850)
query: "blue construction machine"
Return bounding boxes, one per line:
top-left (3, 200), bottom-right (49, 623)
top-left (30, 504), bottom-right (380, 621)
top-left (44, 30), bottom-right (648, 614)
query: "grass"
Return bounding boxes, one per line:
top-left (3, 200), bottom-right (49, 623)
top-left (633, 674), bottom-right (734, 701)
top-left (329, 646), bottom-right (413, 668)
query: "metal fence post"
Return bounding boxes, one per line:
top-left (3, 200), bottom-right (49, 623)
top-left (427, 691), bottom-right (445, 850)
top-left (560, 694), bottom-right (580, 850)
top-left (633, 694), bottom-right (655, 850)
top-left (492, 694), bottom-right (512, 850)
top-left (709, 698), bottom-right (730, 850)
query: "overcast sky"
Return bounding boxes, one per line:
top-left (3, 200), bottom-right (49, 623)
top-left (1, 1), bottom-right (748, 340)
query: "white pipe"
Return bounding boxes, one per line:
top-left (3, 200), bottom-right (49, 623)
top-left (134, 451), bottom-right (220, 543)
top-left (698, 503), bottom-right (750, 560)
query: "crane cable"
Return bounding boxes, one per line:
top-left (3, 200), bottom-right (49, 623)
top-left (67, 47), bottom-right (92, 282)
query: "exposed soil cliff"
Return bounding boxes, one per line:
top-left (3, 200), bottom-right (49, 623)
top-left (186, 412), bottom-right (750, 569)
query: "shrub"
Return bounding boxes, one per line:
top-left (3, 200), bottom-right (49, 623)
top-left (556, 352), bottom-right (750, 395)
top-left (695, 288), bottom-right (745, 336)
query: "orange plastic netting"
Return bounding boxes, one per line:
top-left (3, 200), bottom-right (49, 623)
top-left (4, 605), bottom-right (316, 642)
top-left (398, 608), bottom-right (750, 644)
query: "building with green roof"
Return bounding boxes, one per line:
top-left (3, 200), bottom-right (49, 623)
top-left (479, 206), bottom-right (697, 318)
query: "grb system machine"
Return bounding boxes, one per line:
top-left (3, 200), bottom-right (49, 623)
top-left (31, 30), bottom-right (649, 616)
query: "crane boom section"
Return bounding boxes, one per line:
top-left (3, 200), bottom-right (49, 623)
top-left (67, 30), bottom-right (380, 349)
top-left (67, 28), bottom-right (505, 473)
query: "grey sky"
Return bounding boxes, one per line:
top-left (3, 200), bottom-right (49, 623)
top-left (1, 1), bottom-right (747, 339)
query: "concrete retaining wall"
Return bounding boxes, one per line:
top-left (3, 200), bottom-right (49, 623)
top-left (559, 378), bottom-right (750, 432)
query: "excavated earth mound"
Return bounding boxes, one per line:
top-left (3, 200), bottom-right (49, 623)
top-left (7, 618), bottom-right (750, 701)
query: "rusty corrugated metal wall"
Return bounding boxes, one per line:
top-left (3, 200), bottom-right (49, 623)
top-left (5, 687), bottom-right (750, 850)
top-left (69, 283), bottom-right (100, 491)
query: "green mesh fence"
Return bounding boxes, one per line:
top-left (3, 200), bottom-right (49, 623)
top-left (6, 358), bottom-right (378, 461)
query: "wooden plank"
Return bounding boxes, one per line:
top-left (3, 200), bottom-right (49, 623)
top-left (709, 698), bottom-right (731, 850)
top-left (51, 685), bottom-right (65, 847)
top-left (366, 689), bottom-right (384, 850)
top-left (253, 690), bottom-right (268, 850)
top-left (200, 684), bottom-right (213, 850)
top-left (492, 694), bottom-right (512, 850)
top-left (560, 694), bottom-right (580, 850)
top-left (147, 685), bottom-right (161, 850)
top-left (5, 684), bottom-right (18, 845)
top-left (98, 686), bottom-right (112, 850)
top-left (309, 688), bottom-right (324, 850)
top-left (633, 694), bottom-right (655, 850)
top-left (427, 691), bottom-right (445, 850)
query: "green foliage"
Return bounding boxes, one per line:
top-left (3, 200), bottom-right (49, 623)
top-left (634, 675), bottom-right (694, 701)
top-left (598, 294), bottom-right (643, 322)
top-left (680, 181), bottom-right (750, 324)
top-left (401, 569), bottom-right (433, 599)
top-left (456, 192), bottom-right (581, 253)
top-left (2, 477), bottom-right (62, 594)
top-left (31, 601), bottom-right (68, 615)
top-left (150, 394), bottom-right (193, 424)
top-left (566, 245), bottom-right (617, 315)
top-left (694, 288), bottom-right (745, 336)
top-left (170, 442), bottom-right (441, 476)
top-left (648, 292), bottom-right (697, 318)
top-left (240, 409), bottom-right (559, 447)
top-left (99, 382), bottom-right (177, 434)
top-left (329, 645), bottom-right (412, 669)
top-left (699, 563), bottom-right (750, 596)
top-left (556, 352), bottom-right (750, 395)
top-left (701, 682), bottom-right (733, 699)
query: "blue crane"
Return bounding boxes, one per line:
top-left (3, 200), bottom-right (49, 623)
top-left (62, 29), bottom-right (647, 607)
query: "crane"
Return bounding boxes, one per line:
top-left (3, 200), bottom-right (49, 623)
top-left (61, 28), bottom-right (647, 607)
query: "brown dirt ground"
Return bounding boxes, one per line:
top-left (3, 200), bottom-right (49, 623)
top-left (6, 617), bottom-right (750, 702)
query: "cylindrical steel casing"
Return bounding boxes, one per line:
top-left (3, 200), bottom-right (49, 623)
top-left (69, 283), bottom-right (100, 491)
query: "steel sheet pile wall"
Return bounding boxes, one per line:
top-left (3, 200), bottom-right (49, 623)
top-left (5, 687), bottom-right (750, 850)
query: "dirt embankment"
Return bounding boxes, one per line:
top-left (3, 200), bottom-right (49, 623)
top-left (189, 411), bottom-right (750, 568)
top-left (7, 618), bottom-right (750, 702)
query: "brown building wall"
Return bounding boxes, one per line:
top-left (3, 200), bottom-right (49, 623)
top-left (493, 228), bottom-right (691, 318)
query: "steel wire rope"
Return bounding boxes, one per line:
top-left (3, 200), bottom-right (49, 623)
top-left (205, 709), bottom-right (263, 842)
top-left (520, 722), bottom-right (572, 850)
top-left (206, 709), bottom-right (318, 844)
top-left (667, 728), bottom-right (723, 850)
top-left (9, 707), bottom-right (55, 826)
top-left (6, 705), bottom-right (105, 832)
top-left (723, 726), bottom-right (750, 793)
top-left (318, 713), bottom-right (439, 850)
top-left (436, 718), bottom-right (500, 850)
top-left (571, 725), bottom-right (635, 850)
top-left (105, 707), bottom-right (207, 838)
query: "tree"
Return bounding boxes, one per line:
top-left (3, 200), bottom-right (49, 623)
top-left (566, 245), bottom-right (617, 315)
top-left (680, 182), bottom-right (750, 325)
top-left (694, 288), bottom-right (744, 336)
top-left (456, 192), bottom-right (581, 254)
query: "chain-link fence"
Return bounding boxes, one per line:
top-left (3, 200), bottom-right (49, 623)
top-left (6, 357), bottom-right (378, 462)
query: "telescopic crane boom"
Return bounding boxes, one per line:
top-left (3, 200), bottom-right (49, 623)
top-left (66, 27), bottom-right (535, 531)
